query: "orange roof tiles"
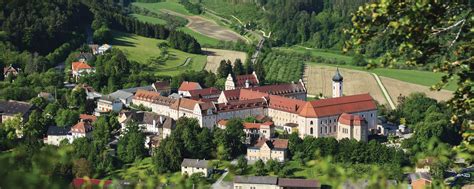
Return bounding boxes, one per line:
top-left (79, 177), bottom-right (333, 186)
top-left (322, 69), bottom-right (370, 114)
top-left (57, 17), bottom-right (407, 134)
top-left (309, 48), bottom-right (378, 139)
top-left (80, 114), bottom-right (97, 123)
top-left (188, 87), bottom-right (221, 98)
top-left (179, 81), bottom-right (202, 91)
top-left (299, 94), bottom-right (377, 117)
top-left (71, 121), bottom-right (92, 134)
top-left (134, 90), bottom-right (176, 105)
top-left (338, 113), bottom-right (366, 126)
top-left (235, 73), bottom-right (259, 88)
top-left (72, 62), bottom-right (92, 71)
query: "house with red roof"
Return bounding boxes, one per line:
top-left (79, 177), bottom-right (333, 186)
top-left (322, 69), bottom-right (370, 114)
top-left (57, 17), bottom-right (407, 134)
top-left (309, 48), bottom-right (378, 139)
top-left (71, 121), bottom-right (93, 139)
top-left (71, 61), bottom-right (95, 81)
top-left (247, 138), bottom-right (288, 162)
top-left (178, 81), bottom-right (202, 96)
top-left (218, 120), bottom-right (275, 141)
top-left (3, 64), bottom-right (19, 79)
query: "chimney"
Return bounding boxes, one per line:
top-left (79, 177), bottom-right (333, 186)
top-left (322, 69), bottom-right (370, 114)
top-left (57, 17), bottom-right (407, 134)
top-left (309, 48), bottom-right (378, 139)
top-left (245, 79), bottom-right (250, 88)
top-left (160, 116), bottom-right (163, 124)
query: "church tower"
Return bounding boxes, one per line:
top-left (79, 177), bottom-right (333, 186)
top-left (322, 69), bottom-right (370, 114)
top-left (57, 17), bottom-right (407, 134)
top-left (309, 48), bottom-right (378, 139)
top-left (332, 68), bottom-right (343, 98)
top-left (225, 74), bottom-right (235, 90)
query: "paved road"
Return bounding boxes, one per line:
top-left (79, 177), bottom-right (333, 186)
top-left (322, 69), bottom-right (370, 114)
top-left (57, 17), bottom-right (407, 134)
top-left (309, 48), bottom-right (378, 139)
top-left (371, 73), bottom-right (396, 109)
top-left (211, 169), bottom-right (232, 189)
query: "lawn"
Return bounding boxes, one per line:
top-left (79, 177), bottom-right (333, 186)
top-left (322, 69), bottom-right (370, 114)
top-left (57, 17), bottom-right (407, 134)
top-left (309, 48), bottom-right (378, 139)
top-left (110, 30), bottom-right (207, 76)
top-left (276, 46), bottom-right (457, 91)
top-left (178, 27), bottom-right (221, 46)
top-left (130, 14), bottom-right (167, 25)
top-left (133, 1), bottom-right (192, 16)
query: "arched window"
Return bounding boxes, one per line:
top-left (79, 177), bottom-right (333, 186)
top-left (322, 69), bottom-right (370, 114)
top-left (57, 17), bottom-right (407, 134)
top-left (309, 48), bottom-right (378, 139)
top-left (310, 127), bottom-right (313, 135)
top-left (310, 121), bottom-right (314, 125)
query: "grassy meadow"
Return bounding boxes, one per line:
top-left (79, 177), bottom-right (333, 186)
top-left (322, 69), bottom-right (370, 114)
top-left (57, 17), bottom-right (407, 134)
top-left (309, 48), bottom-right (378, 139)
top-left (110, 31), bottom-right (206, 76)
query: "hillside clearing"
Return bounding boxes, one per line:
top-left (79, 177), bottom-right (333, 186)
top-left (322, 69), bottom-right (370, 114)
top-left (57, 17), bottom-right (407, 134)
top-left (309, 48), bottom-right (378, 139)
top-left (133, 2), bottom-right (246, 42)
top-left (110, 31), bottom-right (206, 76)
top-left (203, 48), bottom-right (247, 72)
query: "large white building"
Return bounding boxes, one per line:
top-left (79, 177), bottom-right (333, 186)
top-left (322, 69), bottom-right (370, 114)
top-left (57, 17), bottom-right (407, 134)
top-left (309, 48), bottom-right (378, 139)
top-left (132, 70), bottom-right (377, 141)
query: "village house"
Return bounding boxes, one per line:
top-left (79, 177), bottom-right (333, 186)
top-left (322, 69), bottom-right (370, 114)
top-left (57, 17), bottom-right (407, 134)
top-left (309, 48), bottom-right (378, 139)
top-left (44, 126), bottom-right (72, 146)
top-left (71, 121), bottom-right (93, 140)
top-left (71, 61), bottom-right (95, 81)
top-left (95, 95), bottom-right (123, 115)
top-left (108, 90), bottom-right (134, 107)
top-left (415, 157), bottom-right (436, 173)
top-left (152, 81), bottom-right (171, 95)
top-left (178, 81), bottom-right (202, 96)
top-left (181, 158), bottom-right (213, 177)
top-left (75, 52), bottom-right (94, 63)
top-left (76, 84), bottom-right (102, 100)
top-left (408, 172), bottom-right (432, 189)
top-left (89, 44), bottom-right (99, 55)
top-left (96, 44), bottom-right (112, 55)
top-left (0, 100), bottom-right (33, 123)
top-left (3, 64), bottom-right (19, 79)
top-left (247, 138), bottom-right (288, 162)
top-left (233, 176), bottom-right (320, 189)
top-left (225, 71), bottom-right (259, 90)
top-left (218, 120), bottom-right (275, 142)
top-left (336, 113), bottom-right (369, 142)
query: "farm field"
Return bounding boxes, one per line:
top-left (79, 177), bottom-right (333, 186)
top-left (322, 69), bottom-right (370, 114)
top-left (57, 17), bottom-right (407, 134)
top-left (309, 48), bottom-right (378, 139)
top-left (304, 64), bottom-right (453, 105)
top-left (304, 65), bottom-right (388, 105)
top-left (110, 31), bottom-right (206, 76)
top-left (279, 46), bottom-right (457, 91)
top-left (203, 48), bottom-right (247, 72)
top-left (380, 76), bottom-right (453, 104)
top-left (133, 1), bottom-right (245, 42)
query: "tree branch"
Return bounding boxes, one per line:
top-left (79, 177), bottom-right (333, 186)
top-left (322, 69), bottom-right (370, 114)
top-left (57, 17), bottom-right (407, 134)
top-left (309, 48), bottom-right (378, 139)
top-left (431, 19), bottom-right (465, 35)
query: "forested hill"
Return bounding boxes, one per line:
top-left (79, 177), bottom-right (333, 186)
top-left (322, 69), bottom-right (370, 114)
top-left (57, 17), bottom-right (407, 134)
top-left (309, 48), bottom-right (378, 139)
top-left (204, 0), bottom-right (374, 50)
top-left (0, 0), bottom-right (93, 54)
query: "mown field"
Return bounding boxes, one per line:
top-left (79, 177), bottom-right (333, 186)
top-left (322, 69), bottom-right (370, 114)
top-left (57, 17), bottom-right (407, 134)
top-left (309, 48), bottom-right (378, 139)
top-left (132, 1), bottom-right (245, 44)
top-left (277, 46), bottom-right (457, 91)
top-left (110, 31), bottom-right (206, 76)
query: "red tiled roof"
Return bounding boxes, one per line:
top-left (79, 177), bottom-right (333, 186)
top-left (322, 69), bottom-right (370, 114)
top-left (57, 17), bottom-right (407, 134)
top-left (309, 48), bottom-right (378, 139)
top-left (71, 121), bottom-right (92, 134)
top-left (80, 114), bottom-right (97, 123)
top-left (268, 94), bottom-right (306, 113)
top-left (235, 73), bottom-right (259, 88)
top-left (253, 138), bottom-right (288, 149)
top-left (179, 81), bottom-right (202, 91)
top-left (171, 98), bottom-right (198, 110)
top-left (338, 113), bottom-right (366, 126)
top-left (72, 178), bottom-right (112, 188)
top-left (216, 98), bottom-right (267, 112)
top-left (134, 90), bottom-right (176, 105)
top-left (250, 83), bottom-right (306, 96)
top-left (299, 94), bottom-right (377, 117)
top-left (153, 81), bottom-right (170, 90)
top-left (72, 62), bottom-right (92, 71)
top-left (188, 87), bottom-right (221, 98)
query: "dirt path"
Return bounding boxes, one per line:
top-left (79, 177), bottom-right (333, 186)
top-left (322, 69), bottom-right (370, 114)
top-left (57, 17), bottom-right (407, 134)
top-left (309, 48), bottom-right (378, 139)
top-left (371, 73), bottom-right (396, 109)
top-left (203, 48), bottom-right (247, 72)
top-left (160, 9), bottom-right (246, 42)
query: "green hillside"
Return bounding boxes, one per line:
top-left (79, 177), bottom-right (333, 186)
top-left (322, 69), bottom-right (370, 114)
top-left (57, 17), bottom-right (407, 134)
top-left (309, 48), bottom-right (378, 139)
top-left (110, 31), bottom-right (206, 76)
